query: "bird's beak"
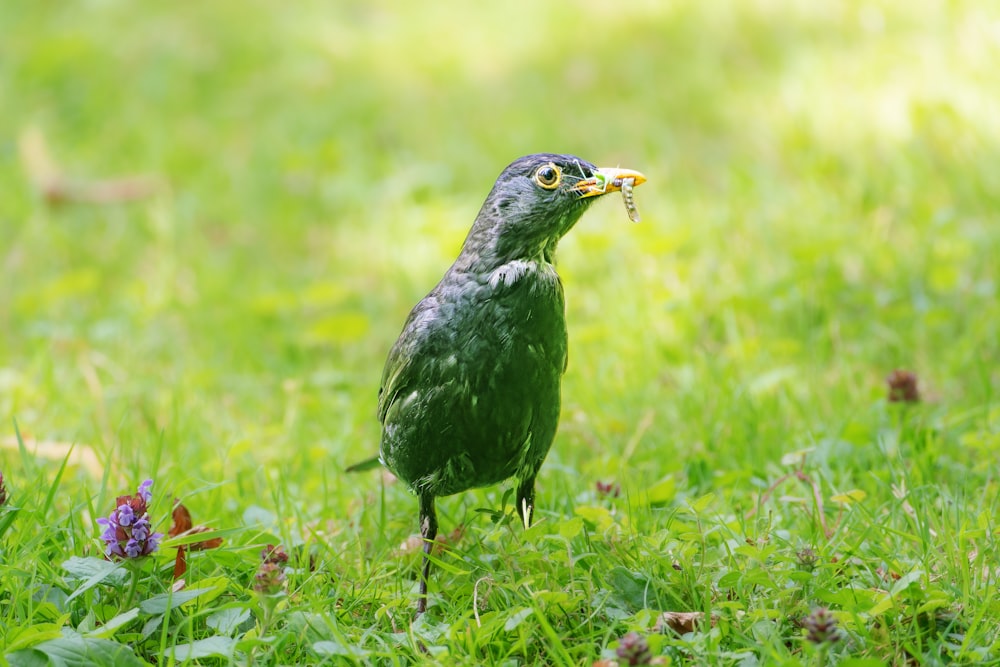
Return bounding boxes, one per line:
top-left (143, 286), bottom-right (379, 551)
top-left (571, 167), bottom-right (647, 198)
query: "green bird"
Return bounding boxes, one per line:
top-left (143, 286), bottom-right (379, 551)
top-left (349, 153), bottom-right (645, 613)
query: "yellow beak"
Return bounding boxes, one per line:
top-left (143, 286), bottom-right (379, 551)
top-left (571, 167), bottom-right (647, 198)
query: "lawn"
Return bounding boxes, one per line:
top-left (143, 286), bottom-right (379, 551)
top-left (1, 0), bottom-right (998, 664)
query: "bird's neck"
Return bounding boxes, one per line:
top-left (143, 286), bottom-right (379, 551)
top-left (452, 238), bottom-right (555, 278)
top-left (452, 216), bottom-right (559, 277)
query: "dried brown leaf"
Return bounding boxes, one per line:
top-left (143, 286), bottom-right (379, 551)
top-left (654, 611), bottom-right (717, 635)
top-left (173, 545), bottom-right (187, 580)
top-left (169, 500), bottom-right (224, 550)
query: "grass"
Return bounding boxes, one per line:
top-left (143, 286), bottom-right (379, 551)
top-left (1, 0), bottom-right (999, 664)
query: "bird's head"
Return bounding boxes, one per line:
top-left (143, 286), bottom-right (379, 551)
top-left (462, 153), bottom-right (646, 267)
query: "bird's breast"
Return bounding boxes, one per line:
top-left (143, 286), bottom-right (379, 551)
top-left (379, 260), bottom-right (568, 496)
top-left (474, 260), bottom-right (565, 349)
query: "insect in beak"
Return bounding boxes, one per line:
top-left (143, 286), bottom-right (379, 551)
top-left (571, 167), bottom-right (646, 222)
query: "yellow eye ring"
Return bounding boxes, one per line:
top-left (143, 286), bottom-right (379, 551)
top-left (533, 163), bottom-right (561, 189)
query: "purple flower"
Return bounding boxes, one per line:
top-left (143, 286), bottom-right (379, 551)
top-left (132, 517), bottom-right (150, 541)
top-left (97, 515), bottom-right (118, 542)
top-left (124, 539), bottom-right (139, 558)
top-left (117, 504), bottom-right (135, 527)
top-left (97, 479), bottom-right (163, 560)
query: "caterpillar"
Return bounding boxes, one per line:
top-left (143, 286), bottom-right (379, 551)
top-left (620, 177), bottom-right (640, 223)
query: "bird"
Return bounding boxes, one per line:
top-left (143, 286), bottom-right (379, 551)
top-left (348, 153), bottom-right (645, 614)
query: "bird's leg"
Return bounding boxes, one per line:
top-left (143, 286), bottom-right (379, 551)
top-left (515, 475), bottom-right (536, 529)
top-left (416, 492), bottom-right (437, 615)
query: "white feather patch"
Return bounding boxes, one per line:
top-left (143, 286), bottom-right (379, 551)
top-left (488, 260), bottom-right (537, 288)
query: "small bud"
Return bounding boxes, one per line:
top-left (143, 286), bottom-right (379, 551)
top-left (254, 561), bottom-right (287, 595)
top-left (254, 544), bottom-right (289, 596)
top-left (0, 471), bottom-right (7, 507)
top-left (887, 370), bottom-right (920, 403)
top-left (796, 547), bottom-right (818, 571)
top-left (261, 544), bottom-right (289, 565)
top-left (615, 632), bottom-right (652, 666)
top-left (804, 607), bottom-right (843, 644)
top-left (596, 480), bottom-right (621, 498)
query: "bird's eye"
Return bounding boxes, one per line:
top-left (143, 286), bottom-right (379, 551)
top-left (533, 164), bottom-right (561, 189)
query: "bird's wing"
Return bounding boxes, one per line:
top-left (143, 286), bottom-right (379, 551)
top-left (354, 305), bottom-right (431, 472)
top-left (377, 343), bottom-right (411, 424)
top-left (348, 332), bottom-right (422, 471)
top-left (376, 297), bottom-right (437, 424)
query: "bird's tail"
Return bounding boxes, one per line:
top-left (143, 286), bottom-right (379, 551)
top-left (344, 456), bottom-right (382, 473)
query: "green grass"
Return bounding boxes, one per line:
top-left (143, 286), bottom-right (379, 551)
top-left (2, 0), bottom-right (999, 664)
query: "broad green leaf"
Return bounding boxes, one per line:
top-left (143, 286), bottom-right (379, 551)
top-left (170, 637), bottom-right (236, 661)
top-left (62, 558), bottom-right (128, 603)
top-left (687, 492), bottom-right (716, 513)
top-left (814, 586), bottom-right (876, 612)
top-left (574, 506), bottom-right (614, 532)
top-left (503, 607), bottom-right (533, 631)
top-left (206, 607), bottom-right (252, 635)
top-left (313, 640), bottom-right (369, 658)
top-left (916, 598), bottom-right (952, 615)
top-left (61, 557), bottom-right (127, 582)
top-left (717, 570), bottom-right (742, 589)
top-left (645, 476), bottom-right (677, 506)
top-left (285, 612), bottom-right (335, 642)
top-left (6, 649), bottom-right (50, 667)
top-left (84, 608), bottom-right (140, 639)
top-left (6, 632), bottom-right (146, 667)
top-left (76, 610), bottom-right (97, 634)
top-left (867, 592), bottom-right (895, 618)
top-left (558, 516), bottom-right (583, 540)
top-left (139, 587), bottom-right (217, 614)
top-left (889, 570), bottom-right (923, 596)
top-left (740, 568), bottom-right (778, 590)
top-left (606, 567), bottom-right (655, 610)
top-left (140, 615), bottom-right (162, 640)
top-left (182, 576), bottom-right (229, 606)
top-left (3, 624), bottom-right (65, 653)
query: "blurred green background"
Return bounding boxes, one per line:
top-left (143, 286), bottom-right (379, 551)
top-left (1, 0), bottom-right (998, 521)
